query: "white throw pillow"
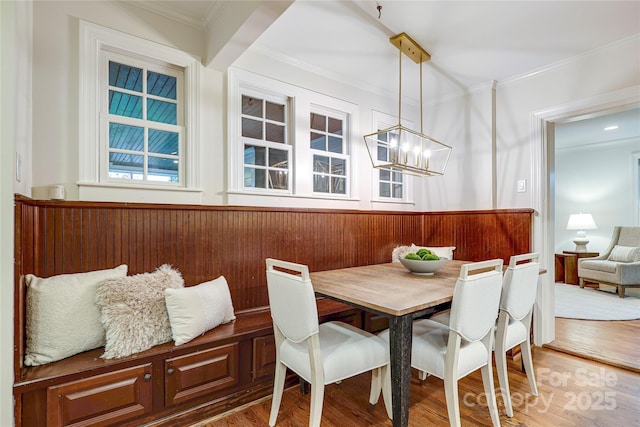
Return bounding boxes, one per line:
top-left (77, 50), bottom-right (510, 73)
top-left (24, 264), bottom-right (128, 366)
top-left (165, 276), bottom-right (236, 346)
top-left (608, 245), bottom-right (640, 263)
top-left (96, 264), bottom-right (184, 359)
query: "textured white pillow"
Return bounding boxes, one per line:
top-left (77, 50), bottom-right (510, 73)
top-left (96, 265), bottom-right (184, 359)
top-left (165, 276), bottom-right (236, 346)
top-left (608, 245), bottom-right (640, 263)
top-left (24, 264), bottom-right (128, 366)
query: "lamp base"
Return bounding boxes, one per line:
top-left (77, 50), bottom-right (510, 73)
top-left (573, 239), bottom-right (590, 252)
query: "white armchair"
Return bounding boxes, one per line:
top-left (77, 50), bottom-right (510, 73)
top-left (578, 226), bottom-right (640, 298)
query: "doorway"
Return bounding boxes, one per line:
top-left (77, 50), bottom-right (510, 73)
top-left (530, 85), bottom-right (640, 347)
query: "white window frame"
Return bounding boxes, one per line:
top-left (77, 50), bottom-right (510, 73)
top-left (309, 105), bottom-right (350, 197)
top-left (227, 68), bottom-right (359, 204)
top-left (371, 110), bottom-right (413, 202)
top-left (100, 51), bottom-right (184, 186)
top-left (240, 87), bottom-right (291, 193)
top-left (79, 20), bottom-right (200, 192)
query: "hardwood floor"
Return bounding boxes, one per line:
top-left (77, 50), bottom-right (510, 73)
top-left (192, 346), bottom-right (640, 427)
top-left (545, 317), bottom-right (640, 373)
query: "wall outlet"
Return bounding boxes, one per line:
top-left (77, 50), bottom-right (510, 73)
top-left (517, 179), bottom-right (526, 193)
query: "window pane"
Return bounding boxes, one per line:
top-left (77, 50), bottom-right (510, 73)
top-left (147, 71), bottom-right (176, 100)
top-left (380, 182), bottom-right (390, 197)
top-left (331, 158), bottom-right (345, 175)
top-left (392, 184), bottom-right (403, 198)
top-left (244, 145), bottom-right (265, 166)
top-left (314, 175), bottom-right (329, 193)
top-left (377, 145), bottom-right (388, 161)
top-left (148, 156), bottom-right (178, 182)
top-left (332, 177), bottom-right (346, 194)
top-left (242, 95), bottom-right (262, 118)
top-left (109, 61), bottom-right (142, 92)
top-left (379, 168), bottom-right (390, 181)
top-left (392, 169), bottom-right (404, 182)
top-left (148, 129), bottom-right (178, 155)
top-left (147, 98), bottom-right (177, 124)
top-left (310, 113), bottom-right (325, 131)
top-left (109, 152), bottom-right (143, 180)
top-left (269, 170), bottom-right (288, 190)
top-left (269, 148), bottom-right (288, 169)
top-left (266, 101), bottom-right (285, 122)
top-left (109, 90), bottom-right (142, 119)
top-left (377, 131), bottom-right (388, 143)
top-left (310, 132), bottom-right (325, 150)
top-left (328, 117), bottom-right (342, 135)
top-left (109, 123), bottom-right (143, 151)
top-left (242, 118), bottom-right (263, 139)
top-left (265, 123), bottom-right (285, 143)
top-left (328, 136), bottom-right (342, 154)
top-left (244, 167), bottom-right (265, 188)
top-left (313, 155), bottom-right (329, 173)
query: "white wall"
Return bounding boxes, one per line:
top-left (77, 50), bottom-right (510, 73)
top-left (555, 138), bottom-right (639, 253)
top-left (1, 1), bottom-right (19, 424)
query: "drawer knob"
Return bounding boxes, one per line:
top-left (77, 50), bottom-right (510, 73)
top-left (143, 373), bottom-right (151, 381)
top-left (167, 368), bottom-right (174, 375)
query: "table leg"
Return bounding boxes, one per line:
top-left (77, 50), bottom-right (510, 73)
top-left (389, 314), bottom-right (413, 427)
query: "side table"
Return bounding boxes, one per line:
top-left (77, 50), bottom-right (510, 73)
top-left (554, 251), bottom-right (599, 285)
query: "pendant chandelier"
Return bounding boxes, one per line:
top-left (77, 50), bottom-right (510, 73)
top-left (364, 33), bottom-right (452, 177)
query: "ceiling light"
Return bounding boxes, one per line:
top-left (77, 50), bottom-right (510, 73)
top-left (604, 125), bottom-right (618, 131)
top-left (363, 33), bottom-right (451, 177)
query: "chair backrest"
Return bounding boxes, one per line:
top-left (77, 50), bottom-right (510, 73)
top-left (501, 253), bottom-right (540, 321)
top-left (600, 226), bottom-right (640, 258)
top-left (448, 259), bottom-right (504, 342)
top-left (265, 258), bottom-right (319, 343)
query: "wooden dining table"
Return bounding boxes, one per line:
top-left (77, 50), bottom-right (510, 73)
top-left (310, 260), bottom-right (468, 427)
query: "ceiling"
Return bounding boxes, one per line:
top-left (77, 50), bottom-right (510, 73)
top-left (130, 0), bottom-right (640, 144)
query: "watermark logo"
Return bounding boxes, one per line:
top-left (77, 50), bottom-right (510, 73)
top-left (462, 366), bottom-right (617, 413)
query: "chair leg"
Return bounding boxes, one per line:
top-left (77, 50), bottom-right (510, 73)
top-left (369, 368), bottom-right (382, 405)
top-left (444, 375), bottom-right (461, 427)
top-left (521, 339), bottom-right (538, 397)
top-left (269, 361), bottom-right (287, 426)
top-left (309, 382), bottom-right (325, 427)
top-left (494, 347), bottom-right (513, 417)
top-left (381, 365), bottom-right (393, 420)
top-left (480, 364), bottom-right (501, 427)
top-left (418, 370), bottom-right (429, 382)
top-left (618, 286), bottom-right (625, 298)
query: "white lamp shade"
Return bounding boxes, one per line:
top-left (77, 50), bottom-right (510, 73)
top-left (566, 213), bottom-right (597, 231)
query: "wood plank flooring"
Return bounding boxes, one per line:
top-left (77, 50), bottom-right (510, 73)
top-left (193, 346), bottom-right (640, 427)
top-left (545, 317), bottom-right (640, 373)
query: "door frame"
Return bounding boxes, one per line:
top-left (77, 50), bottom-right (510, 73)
top-left (530, 85), bottom-right (640, 346)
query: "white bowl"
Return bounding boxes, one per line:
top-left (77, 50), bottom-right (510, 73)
top-left (399, 257), bottom-right (448, 275)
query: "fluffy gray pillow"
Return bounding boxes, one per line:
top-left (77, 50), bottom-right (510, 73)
top-left (96, 264), bottom-right (184, 359)
top-left (24, 265), bottom-right (128, 366)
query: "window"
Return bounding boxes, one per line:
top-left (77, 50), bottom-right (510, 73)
top-left (241, 93), bottom-right (290, 190)
top-left (104, 56), bottom-right (183, 184)
top-left (310, 109), bottom-right (348, 195)
top-left (373, 120), bottom-right (405, 200)
top-left (79, 20), bottom-right (200, 195)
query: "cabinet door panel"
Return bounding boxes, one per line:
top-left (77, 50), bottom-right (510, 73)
top-left (252, 335), bottom-right (275, 381)
top-left (46, 364), bottom-right (153, 427)
top-left (165, 343), bottom-right (239, 406)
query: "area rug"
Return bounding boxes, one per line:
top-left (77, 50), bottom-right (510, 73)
top-left (555, 283), bottom-right (640, 320)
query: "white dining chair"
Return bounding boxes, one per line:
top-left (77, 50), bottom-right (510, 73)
top-left (265, 258), bottom-right (392, 427)
top-left (378, 259), bottom-right (504, 427)
top-left (494, 252), bottom-right (540, 417)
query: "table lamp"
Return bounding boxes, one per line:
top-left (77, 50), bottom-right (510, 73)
top-left (566, 213), bottom-right (597, 252)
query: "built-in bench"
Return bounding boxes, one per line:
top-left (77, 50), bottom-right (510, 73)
top-left (13, 195), bottom-right (533, 426)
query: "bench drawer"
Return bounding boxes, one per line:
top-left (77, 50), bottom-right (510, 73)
top-left (46, 363), bottom-right (153, 427)
top-left (164, 342), bottom-right (239, 407)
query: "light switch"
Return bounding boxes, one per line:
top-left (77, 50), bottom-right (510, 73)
top-left (517, 179), bottom-right (526, 193)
